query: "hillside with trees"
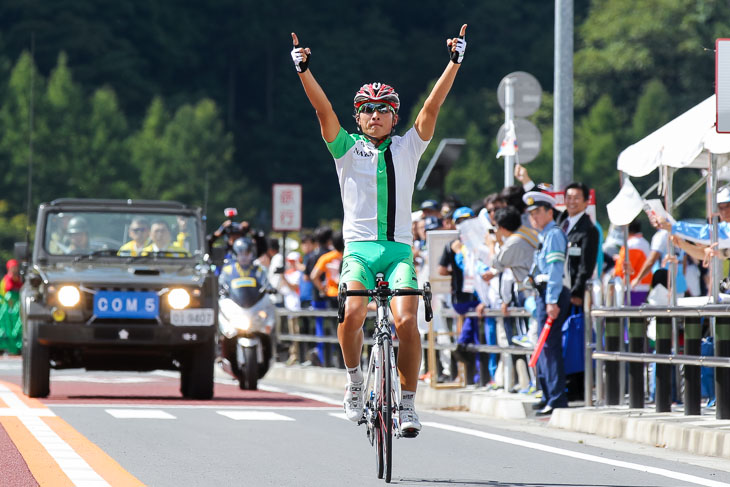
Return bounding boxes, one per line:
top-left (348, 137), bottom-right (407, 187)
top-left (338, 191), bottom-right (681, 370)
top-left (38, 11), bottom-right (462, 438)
top-left (0, 0), bottom-right (728, 260)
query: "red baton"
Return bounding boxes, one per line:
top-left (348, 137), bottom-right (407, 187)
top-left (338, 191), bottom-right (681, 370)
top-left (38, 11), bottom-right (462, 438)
top-left (528, 316), bottom-right (554, 368)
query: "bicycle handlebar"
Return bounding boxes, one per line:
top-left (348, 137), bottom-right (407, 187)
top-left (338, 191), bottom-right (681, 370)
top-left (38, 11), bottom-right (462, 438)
top-left (344, 288), bottom-right (424, 297)
top-left (337, 282), bottom-right (433, 324)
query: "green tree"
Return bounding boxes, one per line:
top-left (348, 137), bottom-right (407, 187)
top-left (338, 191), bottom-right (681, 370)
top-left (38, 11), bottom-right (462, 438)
top-left (631, 79), bottom-right (672, 142)
top-left (574, 94), bottom-right (626, 226)
top-left (0, 51), bottom-right (47, 214)
top-left (82, 87), bottom-right (132, 197)
top-left (574, 0), bottom-right (729, 112)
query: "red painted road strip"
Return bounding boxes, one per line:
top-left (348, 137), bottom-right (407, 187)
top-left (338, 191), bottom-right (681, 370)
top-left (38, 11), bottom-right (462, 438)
top-left (0, 421), bottom-right (39, 487)
top-left (2, 373), bottom-right (333, 407)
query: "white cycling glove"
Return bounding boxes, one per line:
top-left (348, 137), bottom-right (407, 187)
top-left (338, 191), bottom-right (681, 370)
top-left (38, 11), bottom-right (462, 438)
top-left (291, 46), bottom-right (310, 73)
top-left (449, 37), bottom-right (466, 64)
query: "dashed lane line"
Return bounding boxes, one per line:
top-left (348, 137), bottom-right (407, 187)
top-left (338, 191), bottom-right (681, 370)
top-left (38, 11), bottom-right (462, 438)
top-left (105, 409), bottom-right (176, 419)
top-left (216, 411), bottom-right (296, 421)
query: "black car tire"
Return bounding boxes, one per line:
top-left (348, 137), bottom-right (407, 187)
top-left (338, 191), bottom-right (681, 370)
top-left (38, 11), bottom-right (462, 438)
top-left (241, 346), bottom-right (258, 390)
top-left (23, 320), bottom-right (50, 398)
top-left (183, 337), bottom-right (215, 400)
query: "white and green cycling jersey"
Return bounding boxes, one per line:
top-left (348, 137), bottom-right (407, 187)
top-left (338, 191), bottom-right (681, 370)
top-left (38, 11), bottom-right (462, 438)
top-left (325, 126), bottom-right (430, 245)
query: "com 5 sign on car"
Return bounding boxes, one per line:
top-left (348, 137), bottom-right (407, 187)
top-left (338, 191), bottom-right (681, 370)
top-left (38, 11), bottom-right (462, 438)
top-left (93, 291), bottom-right (159, 319)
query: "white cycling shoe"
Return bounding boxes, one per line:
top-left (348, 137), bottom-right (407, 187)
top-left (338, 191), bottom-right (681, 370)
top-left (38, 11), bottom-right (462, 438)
top-left (399, 408), bottom-right (421, 437)
top-left (343, 382), bottom-right (364, 422)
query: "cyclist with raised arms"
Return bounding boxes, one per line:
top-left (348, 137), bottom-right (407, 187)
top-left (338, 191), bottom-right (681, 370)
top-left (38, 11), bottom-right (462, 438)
top-left (291, 25), bottom-right (467, 436)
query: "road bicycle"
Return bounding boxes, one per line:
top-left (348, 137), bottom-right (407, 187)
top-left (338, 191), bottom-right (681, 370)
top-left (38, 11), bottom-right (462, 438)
top-left (337, 274), bottom-right (432, 483)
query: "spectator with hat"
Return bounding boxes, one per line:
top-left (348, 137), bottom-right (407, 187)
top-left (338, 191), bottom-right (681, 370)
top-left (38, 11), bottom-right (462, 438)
top-left (0, 260), bottom-right (22, 296)
top-left (420, 199), bottom-right (441, 220)
top-left (523, 190), bottom-right (570, 415)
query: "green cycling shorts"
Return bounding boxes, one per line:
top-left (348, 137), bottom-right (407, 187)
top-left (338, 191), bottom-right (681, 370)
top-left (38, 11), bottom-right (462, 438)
top-left (340, 241), bottom-right (417, 290)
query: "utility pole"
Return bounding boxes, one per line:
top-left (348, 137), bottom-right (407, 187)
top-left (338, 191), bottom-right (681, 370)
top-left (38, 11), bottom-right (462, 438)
top-left (553, 0), bottom-right (574, 190)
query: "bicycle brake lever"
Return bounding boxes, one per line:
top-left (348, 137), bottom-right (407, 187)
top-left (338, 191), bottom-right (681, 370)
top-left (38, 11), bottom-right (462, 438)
top-left (423, 282), bottom-right (433, 323)
top-left (337, 283), bottom-right (347, 323)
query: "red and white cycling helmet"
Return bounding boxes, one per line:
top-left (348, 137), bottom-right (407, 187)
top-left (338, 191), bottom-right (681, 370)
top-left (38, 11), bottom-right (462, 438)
top-left (353, 82), bottom-right (400, 113)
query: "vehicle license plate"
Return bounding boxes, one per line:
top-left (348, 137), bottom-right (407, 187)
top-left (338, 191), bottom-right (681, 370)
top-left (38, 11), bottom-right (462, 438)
top-left (170, 308), bottom-right (215, 326)
top-left (93, 291), bottom-right (159, 319)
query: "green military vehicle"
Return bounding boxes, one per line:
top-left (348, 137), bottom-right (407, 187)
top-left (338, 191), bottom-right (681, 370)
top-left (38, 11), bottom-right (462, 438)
top-left (18, 199), bottom-right (218, 399)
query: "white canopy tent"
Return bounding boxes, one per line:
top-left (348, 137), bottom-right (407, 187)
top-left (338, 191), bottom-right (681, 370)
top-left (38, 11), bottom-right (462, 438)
top-left (617, 95), bottom-right (730, 177)
top-left (608, 94), bottom-right (730, 304)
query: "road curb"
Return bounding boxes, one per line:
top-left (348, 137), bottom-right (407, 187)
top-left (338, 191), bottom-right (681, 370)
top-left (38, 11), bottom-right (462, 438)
top-left (550, 407), bottom-right (730, 459)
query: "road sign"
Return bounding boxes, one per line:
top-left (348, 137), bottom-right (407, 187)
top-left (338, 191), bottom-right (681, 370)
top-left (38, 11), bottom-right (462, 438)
top-left (717, 39), bottom-right (730, 133)
top-left (272, 184), bottom-right (302, 231)
top-left (496, 118), bottom-right (542, 164)
top-left (497, 71), bottom-right (542, 117)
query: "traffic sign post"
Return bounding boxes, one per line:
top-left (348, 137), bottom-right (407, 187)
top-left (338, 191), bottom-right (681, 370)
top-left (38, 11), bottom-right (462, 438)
top-left (497, 72), bottom-right (542, 188)
top-left (272, 184), bottom-right (302, 232)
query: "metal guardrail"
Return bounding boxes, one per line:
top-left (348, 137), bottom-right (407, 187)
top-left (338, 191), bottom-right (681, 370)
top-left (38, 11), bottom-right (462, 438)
top-left (275, 294), bottom-right (730, 420)
top-left (591, 305), bottom-right (730, 318)
top-left (274, 306), bottom-right (535, 390)
top-left (587, 284), bottom-right (730, 420)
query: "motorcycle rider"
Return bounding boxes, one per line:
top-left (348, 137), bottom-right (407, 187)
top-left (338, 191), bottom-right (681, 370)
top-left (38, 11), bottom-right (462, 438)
top-left (219, 237), bottom-right (272, 324)
top-left (218, 237), bottom-right (274, 384)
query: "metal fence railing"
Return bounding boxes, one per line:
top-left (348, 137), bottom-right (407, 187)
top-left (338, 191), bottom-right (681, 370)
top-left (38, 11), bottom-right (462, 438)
top-left (274, 291), bottom-right (730, 420)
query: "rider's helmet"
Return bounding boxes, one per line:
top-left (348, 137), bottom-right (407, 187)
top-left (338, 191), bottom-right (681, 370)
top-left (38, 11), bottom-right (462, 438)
top-left (353, 82), bottom-right (400, 113)
top-left (452, 207), bottom-right (474, 224)
top-left (232, 237), bottom-right (256, 267)
top-left (66, 216), bottom-right (89, 235)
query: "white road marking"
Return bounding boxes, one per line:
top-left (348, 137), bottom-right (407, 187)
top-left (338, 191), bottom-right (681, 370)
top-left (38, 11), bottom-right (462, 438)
top-left (0, 385), bottom-right (109, 486)
top-left (105, 409), bottom-right (176, 419)
top-left (0, 384), bottom-right (56, 417)
top-left (216, 411), bottom-right (295, 421)
top-left (258, 384), bottom-right (341, 406)
top-left (52, 375), bottom-right (157, 384)
top-left (424, 421), bottom-right (730, 487)
top-left (0, 408), bottom-right (55, 417)
top-left (49, 403), bottom-right (339, 411)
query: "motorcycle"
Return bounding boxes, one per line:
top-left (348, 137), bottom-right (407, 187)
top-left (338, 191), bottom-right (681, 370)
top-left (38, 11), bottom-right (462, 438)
top-left (217, 283), bottom-right (276, 390)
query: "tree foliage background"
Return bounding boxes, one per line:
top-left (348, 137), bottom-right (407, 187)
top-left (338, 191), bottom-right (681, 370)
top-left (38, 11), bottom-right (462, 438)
top-left (0, 0), bottom-right (728, 261)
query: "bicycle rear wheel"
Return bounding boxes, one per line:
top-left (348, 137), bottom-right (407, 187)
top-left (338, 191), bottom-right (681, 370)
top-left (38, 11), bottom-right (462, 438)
top-left (382, 341), bottom-right (393, 483)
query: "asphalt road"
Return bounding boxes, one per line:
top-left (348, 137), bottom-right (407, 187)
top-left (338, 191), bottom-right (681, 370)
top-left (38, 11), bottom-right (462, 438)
top-left (1, 356), bottom-right (730, 487)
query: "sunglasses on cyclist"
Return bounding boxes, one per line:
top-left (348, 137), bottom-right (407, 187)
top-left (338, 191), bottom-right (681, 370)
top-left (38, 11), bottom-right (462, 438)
top-left (358, 103), bottom-right (393, 115)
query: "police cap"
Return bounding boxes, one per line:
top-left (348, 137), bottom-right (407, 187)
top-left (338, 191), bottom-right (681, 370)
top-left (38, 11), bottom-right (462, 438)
top-left (522, 191), bottom-right (557, 212)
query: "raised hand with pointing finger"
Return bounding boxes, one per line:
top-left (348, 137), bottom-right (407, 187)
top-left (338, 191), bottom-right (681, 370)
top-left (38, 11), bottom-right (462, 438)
top-left (447, 24), bottom-right (467, 64)
top-left (290, 33), bottom-right (311, 73)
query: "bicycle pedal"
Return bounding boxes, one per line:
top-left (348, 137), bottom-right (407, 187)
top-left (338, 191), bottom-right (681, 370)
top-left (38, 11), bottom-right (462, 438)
top-left (401, 428), bottom-right (419, 438)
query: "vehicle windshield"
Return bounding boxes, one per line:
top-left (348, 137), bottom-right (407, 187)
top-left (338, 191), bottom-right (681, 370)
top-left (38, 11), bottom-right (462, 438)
top-left (44, 210), bottom-right (201, 258)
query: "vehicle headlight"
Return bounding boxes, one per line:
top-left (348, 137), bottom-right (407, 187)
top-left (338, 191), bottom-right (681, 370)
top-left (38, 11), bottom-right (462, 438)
top-left (167, 288), bottom-right (191, 310)
top-left (236, 316), bottom-right (252, 331)
top-left (58, 286), bottom-right (81, 307)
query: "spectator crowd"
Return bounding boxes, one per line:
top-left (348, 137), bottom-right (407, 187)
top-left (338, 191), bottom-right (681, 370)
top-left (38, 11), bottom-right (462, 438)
top-left (4, 163), bottom-right (722, 410)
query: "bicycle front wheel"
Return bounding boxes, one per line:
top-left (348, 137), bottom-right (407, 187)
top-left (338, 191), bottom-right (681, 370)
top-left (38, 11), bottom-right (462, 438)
top-left (381, 341), bottom-right (393, 483)
top-left (374, 344), bottom-right (384, 479)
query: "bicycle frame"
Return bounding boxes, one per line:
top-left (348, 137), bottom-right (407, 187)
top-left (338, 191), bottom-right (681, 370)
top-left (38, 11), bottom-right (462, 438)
top-left (362, 294), bottom-right (403, 439)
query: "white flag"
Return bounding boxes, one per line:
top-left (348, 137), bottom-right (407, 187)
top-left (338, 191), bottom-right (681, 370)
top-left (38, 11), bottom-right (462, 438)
top-left (496, 120), bottom-right (518, 158)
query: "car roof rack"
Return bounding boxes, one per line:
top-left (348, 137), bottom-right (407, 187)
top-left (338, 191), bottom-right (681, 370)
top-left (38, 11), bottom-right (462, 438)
top-left (48, 198), bottom-right (189, 209)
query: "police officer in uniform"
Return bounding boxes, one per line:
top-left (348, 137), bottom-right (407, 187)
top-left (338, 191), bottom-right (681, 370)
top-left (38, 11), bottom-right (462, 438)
top-left (523, 191), bottom-right (570, 415)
